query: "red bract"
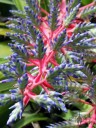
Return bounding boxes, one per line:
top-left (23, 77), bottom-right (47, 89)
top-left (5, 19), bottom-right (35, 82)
top-left (23, 0), bottom-right (95, 105)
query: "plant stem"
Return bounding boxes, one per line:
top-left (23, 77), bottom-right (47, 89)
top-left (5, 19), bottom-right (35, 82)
top-left (32, 122), bottom-right (41, 128)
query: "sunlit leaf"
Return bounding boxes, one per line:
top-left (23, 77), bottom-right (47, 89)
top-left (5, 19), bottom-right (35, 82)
top-left (61, 110), bottom-right (74, 120)
top-left (0, 41), bottom-right (12, 58)
top-left (0, 22), bottom-right (5, 26)
top-left (0, 42), bottom-right (12, 80)
top-left (12, 0), bottom-right (27, 11)
top-left (0, 28), bottom-right (11, 36)
top-left (14, 113), bottom-right (48, 128)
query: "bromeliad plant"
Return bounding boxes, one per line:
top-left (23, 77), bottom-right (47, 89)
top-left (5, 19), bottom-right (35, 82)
top-left (1, 0), bottom-right (96, 127)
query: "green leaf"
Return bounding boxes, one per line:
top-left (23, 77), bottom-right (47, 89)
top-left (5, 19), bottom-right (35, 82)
top-left (80, 104), bottom-right (92, 112)
top-left (0, 58), bottom-right (8, 80)
top-left (0, 28), bottom-right (11, 36)
top-left (14, 113), bottom-right (48, 128)
top-left (0, 72), bottom-right (4, 80)
top-left (0, 102), bottom-right (13, 127)
top-left (12, 0), bottom-right (27, 11)
top-left (74, 102), bottom-right (92, 112)
top-left (32, 86), bottom-right (42, 94)
top-left (61, 109), bottom-right (74, 120)
top-left (0, 58), bottom-right (8, 64)
top-left (40, 0), bottom-right (49, 13)
top-left (0, 0), bottom-right (14, 5)
top-left (0, 82), bottom-right (15, 92)
top-left (0, 42), bottom-right (12, 80)
top-left (81, 0), bottom-right (93, 5)
top-left (0, 22), bottom-right (5, 26)
top-left (0, 41), bottom-right (12, 58)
